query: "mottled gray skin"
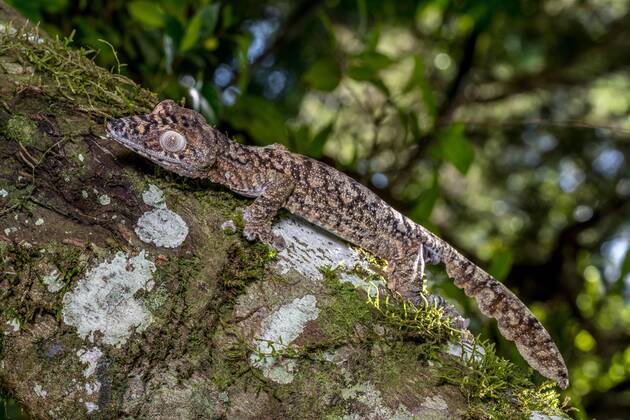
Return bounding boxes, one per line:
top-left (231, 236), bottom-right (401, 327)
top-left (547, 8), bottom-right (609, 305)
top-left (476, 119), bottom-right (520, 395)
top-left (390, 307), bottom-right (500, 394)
top-left (107, 100), bottom-right (569, 389)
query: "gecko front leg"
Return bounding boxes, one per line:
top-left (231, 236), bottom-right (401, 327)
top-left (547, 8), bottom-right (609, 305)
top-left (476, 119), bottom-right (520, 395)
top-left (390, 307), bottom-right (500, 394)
top-left (241, 172), bottom-right (295, 249)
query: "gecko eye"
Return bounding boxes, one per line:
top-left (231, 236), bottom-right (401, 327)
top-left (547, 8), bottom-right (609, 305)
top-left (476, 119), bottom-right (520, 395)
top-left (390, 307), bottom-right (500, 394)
top-left (159, 130), bottom-right (187, 152)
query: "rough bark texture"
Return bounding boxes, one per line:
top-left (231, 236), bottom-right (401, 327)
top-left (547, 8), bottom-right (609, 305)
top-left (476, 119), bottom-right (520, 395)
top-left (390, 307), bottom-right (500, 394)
top-left (0, 3), bottom-right (567, 419)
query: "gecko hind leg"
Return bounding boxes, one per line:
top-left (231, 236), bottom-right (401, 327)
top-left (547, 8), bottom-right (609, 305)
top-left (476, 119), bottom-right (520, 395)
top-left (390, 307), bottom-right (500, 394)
top-left (388, 244), bottom-right (468, 329)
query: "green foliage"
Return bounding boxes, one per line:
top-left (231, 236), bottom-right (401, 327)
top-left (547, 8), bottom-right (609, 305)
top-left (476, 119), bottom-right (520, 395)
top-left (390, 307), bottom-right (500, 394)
top-left (347, 51), bottom-right (394, 82)
top-left (404, 55), bottom-right (436, 118)
top-left (410, 172), bottom-right (440, 223)
top-left (180, 4), bottom-right (220, 52)
top-left (128, 2), bottom-right (166, 28)
top-left (303, 58), bottom-right (342, 92)
top-left (488, 249), bottom-right (514, 282)
top-left (439, 123), bottom-right (475, 175)
top-left (226, 96), bottom-right (288, 145)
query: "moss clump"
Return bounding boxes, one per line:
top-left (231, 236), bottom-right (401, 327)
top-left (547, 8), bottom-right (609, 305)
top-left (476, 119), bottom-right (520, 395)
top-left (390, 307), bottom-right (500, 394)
top-left (320, 264), bottom-right (459, 345)
top-left (441, 339), bottom-right (567, 419)
top-left (3, 114), bottom-right (37, 145)
top-left (0, 26), bottom-right (155, 117)
top-left (318, 266), bottom-right (568, 418)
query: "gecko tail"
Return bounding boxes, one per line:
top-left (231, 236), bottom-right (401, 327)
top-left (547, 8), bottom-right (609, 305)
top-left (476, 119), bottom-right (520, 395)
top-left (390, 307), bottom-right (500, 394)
top-left (444, 248), bottom-right (569, 389)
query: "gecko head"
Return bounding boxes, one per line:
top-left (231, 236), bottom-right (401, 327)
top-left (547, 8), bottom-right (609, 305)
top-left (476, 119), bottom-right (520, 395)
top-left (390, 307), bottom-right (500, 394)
top-left (106, 100), bottom-right (219, 178)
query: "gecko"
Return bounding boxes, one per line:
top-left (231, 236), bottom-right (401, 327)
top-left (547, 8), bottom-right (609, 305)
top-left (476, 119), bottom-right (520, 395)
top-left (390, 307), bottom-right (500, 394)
top-left (106, 100), bottom-right (569, 389)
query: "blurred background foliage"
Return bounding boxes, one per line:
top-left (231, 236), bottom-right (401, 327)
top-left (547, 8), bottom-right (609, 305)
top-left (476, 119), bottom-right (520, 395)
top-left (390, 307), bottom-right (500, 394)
top-left (3, 0), bottom-right (630, 418)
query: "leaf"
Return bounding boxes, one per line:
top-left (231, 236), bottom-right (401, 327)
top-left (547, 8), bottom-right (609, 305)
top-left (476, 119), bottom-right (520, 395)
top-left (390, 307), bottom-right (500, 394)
top-left (234, 34), bottom-right (252, 90)
top-left (404, 55), bottom-right (436, 118)
top-left (180, 12), bottom-right (203, 52)
top-left (163, 15), bottom-right (184, 46)
top-left (411, 175), bottom-right (440, 222)
top-left (201, 84), bottom-right (222, 125)
top-left (304, 58), bottom-right (341, 91)
top-left (127, 1), bottom-right (165, 28)
top-left (488, 250), bottom-right (514, 281)
top-left (290, 126), bottom-right (310, 153)
top-left (364, 22), bottom-right (381, 51)
top-left (180, 4), bottom-right (220, 52)
top-left (226, 96), bottom-right (288, 145)
top-left (439, 123), bottom-right (475, 174)
top-left (347, 51), bottom-right (394, 81)
top-left (309, 122), bottom-right (335, 158)
top-left (612, 247), bottom-right (630, 294)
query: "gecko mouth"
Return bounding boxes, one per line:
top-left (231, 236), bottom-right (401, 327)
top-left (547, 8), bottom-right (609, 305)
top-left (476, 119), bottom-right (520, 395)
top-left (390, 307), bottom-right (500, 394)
top-left (106, 122), bottom-right (182, 166)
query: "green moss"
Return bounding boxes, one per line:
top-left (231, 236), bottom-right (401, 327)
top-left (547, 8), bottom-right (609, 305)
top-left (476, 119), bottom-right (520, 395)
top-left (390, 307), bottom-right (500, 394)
top-left (0, 26), bottom-right (155, 117)
top-left (219, 241), bottom-right (278, 303)
top-left (441, 339), bottom-right (567, 419)
top-left (318, 266), bottom-right (568, 418)
top-left (319, 270), bottom-right (375, 339)
top-left (3, 114), bottom-right (37, 145)
top-left (279, 364), bottom-right (346, 418)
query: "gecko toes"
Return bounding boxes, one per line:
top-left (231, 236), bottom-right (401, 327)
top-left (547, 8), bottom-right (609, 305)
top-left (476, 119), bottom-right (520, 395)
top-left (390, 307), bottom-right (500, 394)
top-left (270, 233), bottom-right (286, 250)
top-left (242, 225), bottom-right (286, 250)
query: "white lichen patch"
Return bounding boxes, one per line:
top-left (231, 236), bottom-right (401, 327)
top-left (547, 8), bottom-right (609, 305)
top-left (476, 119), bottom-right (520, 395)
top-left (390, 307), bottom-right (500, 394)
top-left (250, 295), bottom-right (319, 384)
top-left (85, 402), bottom-right (99, 413)
top-left (0, 188), bottom-right (7, 198)
top-left (77, 347), bottom-right (103, 396)
top-left (4, 226), bottom-right (17, 236)
top-left (142, 184), bottom-right (166, 208)
top-left (42, 269), bottom-right (64, 293)
top-left (62, 251), bottom-right (156, 346)
top-left (6, 318), bottom-right (20, 332)
top-left (421, 395), bottom-right (448, 411)
top-left (33, 384), bottom-right (48, 399)
top-left (81, 190), bottom-right (89, 199)
top-left (135, 208), bottom-right (189, 248)
top-left (341, 382), bottom-right (414, 420)
top-left (98, 194), bottom-right (111, 206)
top-left (135, 185), bottom-right (188, 248)
top-left (35, 217), bottom-right (44, 226)
top-left (529, 412), bottom-right (564, 420)
top-left (78, 153), bottom-right (85, 162)
top-left (1, 62), bottom-right (23, 75)
top-left (272, 216), bottom-right (384, 292)
top-left (220, 219), bottom-right (237, 234)
top-left (77, 347), bottom-right (103, 377)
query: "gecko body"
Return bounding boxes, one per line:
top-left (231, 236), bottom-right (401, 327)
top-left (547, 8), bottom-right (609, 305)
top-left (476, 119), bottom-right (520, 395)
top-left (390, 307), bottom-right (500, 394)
top-left (106, 100), bottom-right (569, 388)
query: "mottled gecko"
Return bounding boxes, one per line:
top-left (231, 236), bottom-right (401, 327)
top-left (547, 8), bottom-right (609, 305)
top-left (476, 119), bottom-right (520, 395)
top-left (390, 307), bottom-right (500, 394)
top-left (106, 100), bottom-right (569, 388)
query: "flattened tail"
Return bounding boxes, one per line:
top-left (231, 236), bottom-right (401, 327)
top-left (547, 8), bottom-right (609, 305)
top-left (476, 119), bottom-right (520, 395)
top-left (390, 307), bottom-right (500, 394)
top-left (443, 247), bottom-right (569, 389)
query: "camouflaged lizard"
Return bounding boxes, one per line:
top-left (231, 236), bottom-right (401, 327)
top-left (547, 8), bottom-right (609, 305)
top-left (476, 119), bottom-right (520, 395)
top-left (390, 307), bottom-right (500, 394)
top-left (106, 100), bottom-right (569, 388)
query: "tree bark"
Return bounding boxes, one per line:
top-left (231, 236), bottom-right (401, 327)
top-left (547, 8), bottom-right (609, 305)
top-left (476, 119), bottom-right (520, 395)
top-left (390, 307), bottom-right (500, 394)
top-left (0, 3), bottom-right (566, 419)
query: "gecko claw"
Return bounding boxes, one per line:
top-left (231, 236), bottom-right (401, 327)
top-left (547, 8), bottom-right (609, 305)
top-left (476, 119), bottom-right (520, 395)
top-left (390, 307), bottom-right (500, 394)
top-left (242, 225), bottom-right (286, 250)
